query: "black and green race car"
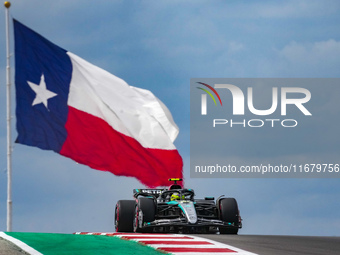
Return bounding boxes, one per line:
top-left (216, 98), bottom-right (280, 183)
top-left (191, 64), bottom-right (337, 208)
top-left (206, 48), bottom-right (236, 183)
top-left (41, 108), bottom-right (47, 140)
top-left (115, 178), bottom-right (242, 234)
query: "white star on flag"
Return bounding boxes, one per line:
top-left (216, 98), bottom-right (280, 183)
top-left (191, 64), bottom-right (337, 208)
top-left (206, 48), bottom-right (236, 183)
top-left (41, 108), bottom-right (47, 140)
top-left (27, 74), bottom-right (57, 109)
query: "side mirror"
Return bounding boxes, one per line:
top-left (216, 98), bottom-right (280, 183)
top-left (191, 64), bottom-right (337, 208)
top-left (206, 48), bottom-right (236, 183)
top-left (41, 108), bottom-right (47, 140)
top-left (205, 197), bottom-right (214, 200)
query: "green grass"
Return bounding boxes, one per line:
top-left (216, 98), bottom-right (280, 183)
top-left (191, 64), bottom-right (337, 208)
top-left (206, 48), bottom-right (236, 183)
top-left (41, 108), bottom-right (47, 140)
top-left (6, 232), bottom-right (165, 255)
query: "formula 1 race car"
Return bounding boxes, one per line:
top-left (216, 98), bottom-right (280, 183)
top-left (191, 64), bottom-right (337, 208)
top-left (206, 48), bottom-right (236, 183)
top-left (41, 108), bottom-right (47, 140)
top-left (114, 178), bottom-right (242, 234)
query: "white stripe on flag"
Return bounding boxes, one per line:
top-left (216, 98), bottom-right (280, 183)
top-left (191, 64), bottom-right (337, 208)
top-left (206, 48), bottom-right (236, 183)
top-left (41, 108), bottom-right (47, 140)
top-left (66, 51), bottom-right (178, 150)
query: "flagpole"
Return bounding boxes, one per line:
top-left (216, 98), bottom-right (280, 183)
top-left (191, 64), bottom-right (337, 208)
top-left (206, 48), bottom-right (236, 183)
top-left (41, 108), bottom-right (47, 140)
top-left (4, 1), bottom-right (12, 232)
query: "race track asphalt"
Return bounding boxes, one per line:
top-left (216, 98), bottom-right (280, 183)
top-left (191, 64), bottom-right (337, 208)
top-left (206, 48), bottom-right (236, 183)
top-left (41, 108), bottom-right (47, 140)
top-left (0, 237), bottom-right (29, 255)
top-left (195, 234), bottom-right (340, 255)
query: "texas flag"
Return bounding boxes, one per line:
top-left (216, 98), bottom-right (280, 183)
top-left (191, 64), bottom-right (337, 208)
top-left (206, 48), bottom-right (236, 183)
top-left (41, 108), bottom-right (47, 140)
top-left (14, 19), bottom-right (183, 188)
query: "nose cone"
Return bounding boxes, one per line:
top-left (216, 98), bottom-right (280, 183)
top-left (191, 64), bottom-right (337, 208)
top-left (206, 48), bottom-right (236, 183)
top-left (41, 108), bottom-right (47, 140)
top-left (179, 201), bottom-right (197, 224)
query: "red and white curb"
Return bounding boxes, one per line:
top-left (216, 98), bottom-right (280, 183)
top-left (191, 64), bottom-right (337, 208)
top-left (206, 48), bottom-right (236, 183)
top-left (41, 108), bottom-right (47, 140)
top-left (75, 232), bottom-right (258, 255)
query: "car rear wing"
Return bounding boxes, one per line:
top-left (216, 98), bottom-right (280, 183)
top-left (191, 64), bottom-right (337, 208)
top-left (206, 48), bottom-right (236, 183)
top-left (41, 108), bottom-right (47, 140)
top-left (133, 189), bottom-right (166, 198)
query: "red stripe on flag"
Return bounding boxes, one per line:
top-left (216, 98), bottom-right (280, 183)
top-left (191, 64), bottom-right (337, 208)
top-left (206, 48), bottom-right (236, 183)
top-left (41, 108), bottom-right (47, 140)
top-left (60, 106), bottom-right (183, 188)
top-left (140, 240), bottom-right (212, 245)
top-left (158, 247), bottom-right (236, 253)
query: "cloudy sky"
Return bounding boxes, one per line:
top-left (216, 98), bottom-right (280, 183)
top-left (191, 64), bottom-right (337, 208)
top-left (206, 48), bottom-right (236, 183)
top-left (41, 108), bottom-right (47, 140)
top-left (0, 0), bottom-right (340, 235)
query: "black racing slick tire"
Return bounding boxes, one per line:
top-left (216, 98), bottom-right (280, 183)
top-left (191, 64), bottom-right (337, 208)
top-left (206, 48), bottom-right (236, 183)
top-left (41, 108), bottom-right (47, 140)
top-left (115, 200), bottom-right (136, 232)
top-left (133, 197), bottom-right (156, 233)
top-left (219, 198), bottom-right (240, 234)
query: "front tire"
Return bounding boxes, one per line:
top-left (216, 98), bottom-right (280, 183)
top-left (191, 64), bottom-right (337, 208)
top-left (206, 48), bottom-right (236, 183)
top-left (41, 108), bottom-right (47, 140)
top-left (218, 198), bottom-right (240, 234)
top-left (133, 197), bottom-right (155, 233)
top-left (115, 200), bottom-right (136, 232)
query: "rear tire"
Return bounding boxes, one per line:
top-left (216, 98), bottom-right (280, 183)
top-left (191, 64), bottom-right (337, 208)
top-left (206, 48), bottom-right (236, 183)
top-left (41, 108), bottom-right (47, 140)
top-left (115, 200), bottom-right (135, 232)
top-left (133, 197), bottom-right (156, 233)
top-left (219, 198), bottom-right (239, 234)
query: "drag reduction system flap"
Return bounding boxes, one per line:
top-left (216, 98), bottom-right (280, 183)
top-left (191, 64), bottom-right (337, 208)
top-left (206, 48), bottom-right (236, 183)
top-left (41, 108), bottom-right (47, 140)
top-left (133, 189), bottom-right (166, 198)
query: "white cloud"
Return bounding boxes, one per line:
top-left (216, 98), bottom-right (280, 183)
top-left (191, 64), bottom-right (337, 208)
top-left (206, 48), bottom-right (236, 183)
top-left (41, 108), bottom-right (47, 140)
top-left (228, 41), bottom-right (245, 54)
top-left (280, 39), bottom-right (340, 63)
top-left (254, 0), bottom-right (340, 19)
top-left (276, 39), bottom-right (340, 76)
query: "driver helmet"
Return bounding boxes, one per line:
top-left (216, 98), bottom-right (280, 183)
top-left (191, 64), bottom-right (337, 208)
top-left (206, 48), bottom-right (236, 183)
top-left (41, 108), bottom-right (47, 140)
top-left (171, 192), bottom-right (185, 201)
